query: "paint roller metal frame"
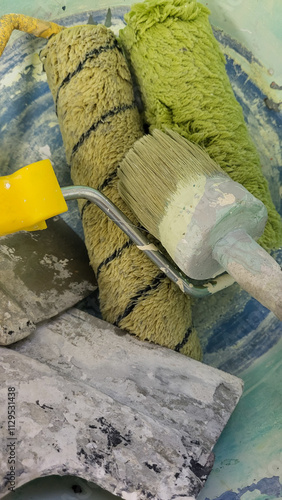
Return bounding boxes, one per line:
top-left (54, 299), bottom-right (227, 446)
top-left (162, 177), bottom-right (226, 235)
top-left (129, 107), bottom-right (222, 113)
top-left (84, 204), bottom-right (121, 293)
top-left (62, 185), bottom-right (235, 297)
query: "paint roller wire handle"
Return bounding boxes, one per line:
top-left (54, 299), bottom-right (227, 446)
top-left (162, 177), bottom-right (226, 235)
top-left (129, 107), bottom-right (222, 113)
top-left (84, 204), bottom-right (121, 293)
top-left (213, 229), bottom-right (282, 321)
top-left (62, 186), bottom-right (233, 298)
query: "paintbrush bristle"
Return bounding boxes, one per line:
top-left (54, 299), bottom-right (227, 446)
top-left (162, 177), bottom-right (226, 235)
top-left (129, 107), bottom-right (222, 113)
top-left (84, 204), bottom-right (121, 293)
top-left (118, 129), bottom-right (224, 239)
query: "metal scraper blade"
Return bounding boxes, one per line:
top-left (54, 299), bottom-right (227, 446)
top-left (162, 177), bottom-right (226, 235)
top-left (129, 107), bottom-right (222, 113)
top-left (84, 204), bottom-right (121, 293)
top-left (0, 308), bottom-right (243, 499)
top-left (0, 216), bottom-right (97, 345)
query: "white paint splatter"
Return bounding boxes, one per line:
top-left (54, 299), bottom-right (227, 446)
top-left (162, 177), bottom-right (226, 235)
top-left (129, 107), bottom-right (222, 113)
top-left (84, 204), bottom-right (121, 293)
top-left (210, 192), bottom-right (236, 207)
top-left (121, 492), bottom-right (139, 500)
top-left (136, 243), bottom-right (158, 251)
top-left (39, 254), bottom-right (72, 281)
top-left (176, 277), bottom-right (185, 293)
top-left (38, 144), bottom-right (52, 160)
top-left (0, 245), bottom-right (22, 262)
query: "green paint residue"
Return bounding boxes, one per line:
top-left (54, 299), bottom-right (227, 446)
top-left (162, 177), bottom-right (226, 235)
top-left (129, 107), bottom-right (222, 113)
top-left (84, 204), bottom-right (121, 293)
top-left (119, 0), bottom-right (282, 251)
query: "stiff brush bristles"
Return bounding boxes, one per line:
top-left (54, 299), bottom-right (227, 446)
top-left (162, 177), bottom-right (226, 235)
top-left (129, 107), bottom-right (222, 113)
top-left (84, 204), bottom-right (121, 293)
top-left (118, 129), bottom-right (223, 238)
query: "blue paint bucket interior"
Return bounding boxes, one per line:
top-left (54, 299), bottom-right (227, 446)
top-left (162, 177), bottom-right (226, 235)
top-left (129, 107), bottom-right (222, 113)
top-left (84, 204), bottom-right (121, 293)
top-left (0, 5), bottom-right (281, 499)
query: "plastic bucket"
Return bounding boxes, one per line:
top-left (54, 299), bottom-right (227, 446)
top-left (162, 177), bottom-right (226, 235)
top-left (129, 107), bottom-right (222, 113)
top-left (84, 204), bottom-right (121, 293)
top-left (0, 1), bottom-right (281, 498)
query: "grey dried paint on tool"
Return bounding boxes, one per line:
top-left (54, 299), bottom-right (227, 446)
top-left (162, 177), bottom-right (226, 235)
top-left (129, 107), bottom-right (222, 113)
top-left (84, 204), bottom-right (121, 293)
top-left (0, 308), bottom-right (243, 500)
top-left (0, 216), bottom-right (96, 345)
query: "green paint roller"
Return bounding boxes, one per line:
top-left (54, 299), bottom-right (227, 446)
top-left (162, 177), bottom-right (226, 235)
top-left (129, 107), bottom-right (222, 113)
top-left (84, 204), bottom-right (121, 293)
top-left (118, 129), bottom-right (282, 321)
top-left (119, 0), bottom-right (282, 253)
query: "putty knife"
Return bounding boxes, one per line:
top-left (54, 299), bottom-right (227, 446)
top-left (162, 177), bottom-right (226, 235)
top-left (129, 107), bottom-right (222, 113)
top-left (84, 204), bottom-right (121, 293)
top-left (0, 216), bottom-right (97, 345)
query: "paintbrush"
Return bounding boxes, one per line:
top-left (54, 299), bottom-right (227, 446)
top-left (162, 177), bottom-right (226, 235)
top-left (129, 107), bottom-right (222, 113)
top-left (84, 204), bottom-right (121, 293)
top-left (118, 129), bottom-right (282, 321)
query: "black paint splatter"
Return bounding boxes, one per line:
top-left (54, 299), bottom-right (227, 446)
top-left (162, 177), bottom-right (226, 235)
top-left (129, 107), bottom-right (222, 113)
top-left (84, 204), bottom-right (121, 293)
top-left (77, 447), bottom-right (105, 467)
top-left (35, 400), bottom-right (53, 410)
top-left (190, 458), bottom-right (212, 481)
top-left (270, 81), bottom-right (282, 90)
top-left (52, 442), bottom-right (61, 452)
top-left (264, 97), bottom-right (281, 112)
top-left (96, 417), bottom-right (132, 450)
top-left (145, 462), bottom-right (162, 473)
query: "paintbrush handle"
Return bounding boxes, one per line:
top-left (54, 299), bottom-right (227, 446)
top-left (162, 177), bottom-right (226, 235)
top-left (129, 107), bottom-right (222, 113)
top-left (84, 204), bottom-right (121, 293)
top-left (212, 229), bottom-right (282, 321)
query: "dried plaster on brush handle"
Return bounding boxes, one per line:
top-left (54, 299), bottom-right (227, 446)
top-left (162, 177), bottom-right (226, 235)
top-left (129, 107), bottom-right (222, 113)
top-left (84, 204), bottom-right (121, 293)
top-left (169, 163), bottom-right (282, 320)
top-left (0, 14), bottom-right (64, 56)
top-left (213, 230), bottom-right (282, 321)
top-left (40, 25), bottom-right (202, 359)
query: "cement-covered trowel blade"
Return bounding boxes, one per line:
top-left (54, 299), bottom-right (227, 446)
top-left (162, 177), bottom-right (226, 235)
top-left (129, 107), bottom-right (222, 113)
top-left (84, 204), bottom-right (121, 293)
top-left (0, 308), bottom-right (243, 499)
top-left (0, 217), bottom-right (97, 345)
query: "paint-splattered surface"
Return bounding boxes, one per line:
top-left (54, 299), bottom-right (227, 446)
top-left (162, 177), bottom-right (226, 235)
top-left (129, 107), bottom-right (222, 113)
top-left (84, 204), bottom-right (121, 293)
top-left (198, 337), bottom-right (282, 499)
top-left (0, 5), bottom-right (281, 499)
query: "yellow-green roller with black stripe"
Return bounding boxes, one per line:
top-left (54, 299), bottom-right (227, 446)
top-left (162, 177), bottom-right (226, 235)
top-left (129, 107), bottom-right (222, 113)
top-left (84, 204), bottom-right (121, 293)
top-left (40, 24), bottom-right (202, 359)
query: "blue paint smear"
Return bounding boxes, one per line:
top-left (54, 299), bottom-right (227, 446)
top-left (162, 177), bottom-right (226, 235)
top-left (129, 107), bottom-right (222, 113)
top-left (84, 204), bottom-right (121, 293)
top-left (199, 334), bottom-right (282, 500)
top-left (225, 56), bottom-right (282, 128)
top-left (0, 83), bottom-right (51, 129)
top-left (204, 476), bottom-right (282, 499)
top-left (197, 37), bottom-right (282, 374)
top-left (218, 319), bottom-right (281, 374)
top-left (205, 299), bottom-right (269, 353)
top-left (213, 28), bottom-right (261, 66)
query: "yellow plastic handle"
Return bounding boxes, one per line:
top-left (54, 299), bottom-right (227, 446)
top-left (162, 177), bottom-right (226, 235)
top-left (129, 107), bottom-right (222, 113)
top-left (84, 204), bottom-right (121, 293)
top-left (0, 160), bottom-right (68, 236)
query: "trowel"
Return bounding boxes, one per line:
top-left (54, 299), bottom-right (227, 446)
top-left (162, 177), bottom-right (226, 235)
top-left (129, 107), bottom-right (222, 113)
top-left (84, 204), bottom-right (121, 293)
top-left (0, 170), bottom-right (97, 345)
